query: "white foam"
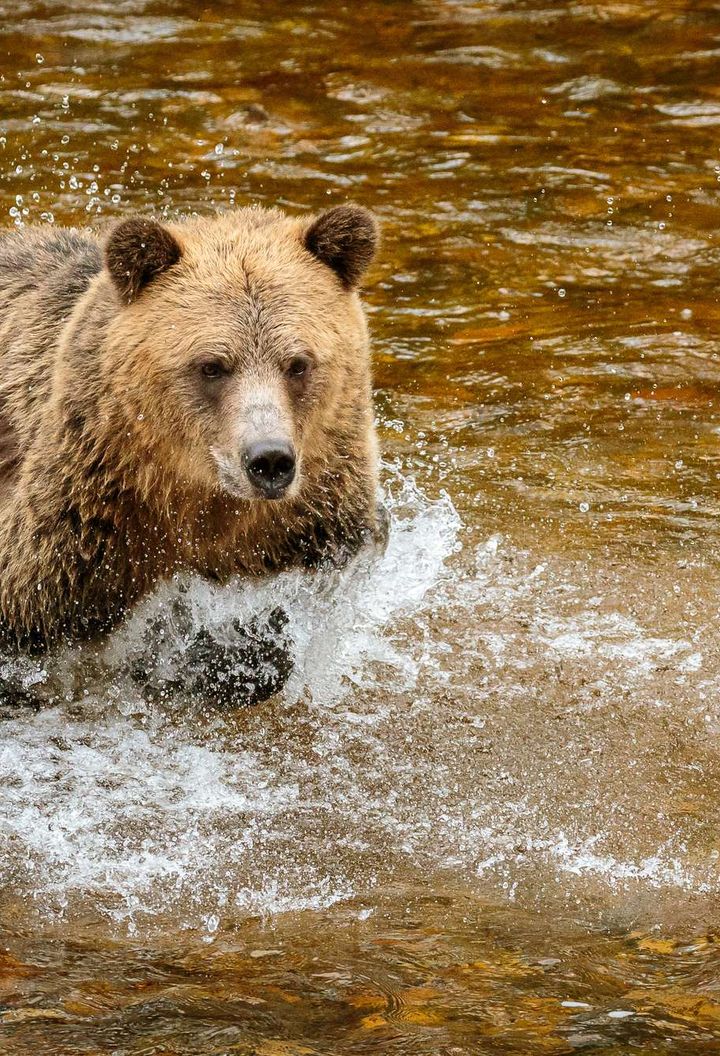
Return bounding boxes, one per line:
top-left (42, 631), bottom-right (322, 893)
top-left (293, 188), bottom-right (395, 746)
top-left (0, 474), bottom-right (464, 925)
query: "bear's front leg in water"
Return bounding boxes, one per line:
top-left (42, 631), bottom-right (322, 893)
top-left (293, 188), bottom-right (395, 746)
top-left (182, 608), bottom-right (293, 708)
top-left (0, 661), bottom-right (45, 717)
top-left (133, 606), bottom-right (293, 709)
top-left (180, 503), bottom-right (389, 709)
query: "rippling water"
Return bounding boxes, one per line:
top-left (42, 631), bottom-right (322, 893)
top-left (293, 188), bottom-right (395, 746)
top-left (3, 1), bottom-right (720, 1053)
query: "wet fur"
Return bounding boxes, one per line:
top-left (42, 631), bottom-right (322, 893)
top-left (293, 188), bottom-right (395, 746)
top-left (0, 208), bottom-right (380, 652)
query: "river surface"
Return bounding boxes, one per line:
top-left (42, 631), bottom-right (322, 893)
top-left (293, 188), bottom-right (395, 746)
top-left (2, 1), bottom-right (720, 1052)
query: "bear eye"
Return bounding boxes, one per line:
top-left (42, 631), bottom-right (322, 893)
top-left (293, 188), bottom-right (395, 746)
top-left (286, 356), bottom-right (310, 379)
top-left (201, 360), bottom-right (225, 379)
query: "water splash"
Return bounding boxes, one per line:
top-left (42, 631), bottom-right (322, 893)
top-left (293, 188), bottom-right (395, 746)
top-left (0, 470), bottom-right (717, 936)
top-left (0, 474), bottom-right (462, 928)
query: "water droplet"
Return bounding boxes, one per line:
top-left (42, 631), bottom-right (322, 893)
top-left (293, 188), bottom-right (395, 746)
top-left (579, 501), bottom-right (589, 513)
top-left (35, 53), bottom-right (44, 64)
top-left (558, 288), bottom-right (566, 298)
top-left (214, 143), bottom-right (224, 156)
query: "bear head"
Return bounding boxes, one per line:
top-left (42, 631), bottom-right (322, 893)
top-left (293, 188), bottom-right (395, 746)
top-left (100, 204), bottom-right (379, 508)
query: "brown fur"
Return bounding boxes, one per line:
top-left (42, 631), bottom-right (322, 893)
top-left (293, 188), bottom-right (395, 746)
top-left (0, 205), bottom-right (380, 652)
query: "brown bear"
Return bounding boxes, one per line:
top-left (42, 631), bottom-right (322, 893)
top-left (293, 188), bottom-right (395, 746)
top-left (0, 204), bottom-right (382, 667)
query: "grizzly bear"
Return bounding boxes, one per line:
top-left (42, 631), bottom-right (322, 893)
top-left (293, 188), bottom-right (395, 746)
top-left (0, 205), bottom-right (382, 680)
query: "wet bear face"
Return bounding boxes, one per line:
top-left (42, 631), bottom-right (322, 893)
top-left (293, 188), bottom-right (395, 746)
top-left (103, 205), bottom-right (379, 503)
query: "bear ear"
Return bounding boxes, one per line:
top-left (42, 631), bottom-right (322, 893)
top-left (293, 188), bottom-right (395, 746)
top-left (304, 205), bottom-right (379, 289)
top-left (105, 217), bottom-right (182, 304)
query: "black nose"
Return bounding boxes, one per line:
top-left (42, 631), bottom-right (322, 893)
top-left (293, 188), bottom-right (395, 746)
top-left (243, 440), bottom-right (296, 498)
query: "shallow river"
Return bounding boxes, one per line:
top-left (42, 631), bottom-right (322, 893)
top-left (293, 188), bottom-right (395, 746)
top-left (3, 1), bottom-right (720, 1052)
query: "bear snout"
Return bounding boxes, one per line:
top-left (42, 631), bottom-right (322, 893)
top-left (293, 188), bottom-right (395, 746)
top-left (242, 439), bottom-right (297, 500)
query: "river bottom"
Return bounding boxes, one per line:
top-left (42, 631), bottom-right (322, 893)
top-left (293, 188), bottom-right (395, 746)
top-left (2, 888), bottom-right (720, 1055)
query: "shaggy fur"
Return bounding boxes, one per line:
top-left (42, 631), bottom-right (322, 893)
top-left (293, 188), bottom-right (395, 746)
top-left (0, 205), bottom-right (380, 652)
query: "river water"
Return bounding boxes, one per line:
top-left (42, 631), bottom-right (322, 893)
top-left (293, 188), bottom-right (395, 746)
top-left (2, 1), bottom-right (720, 1052)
